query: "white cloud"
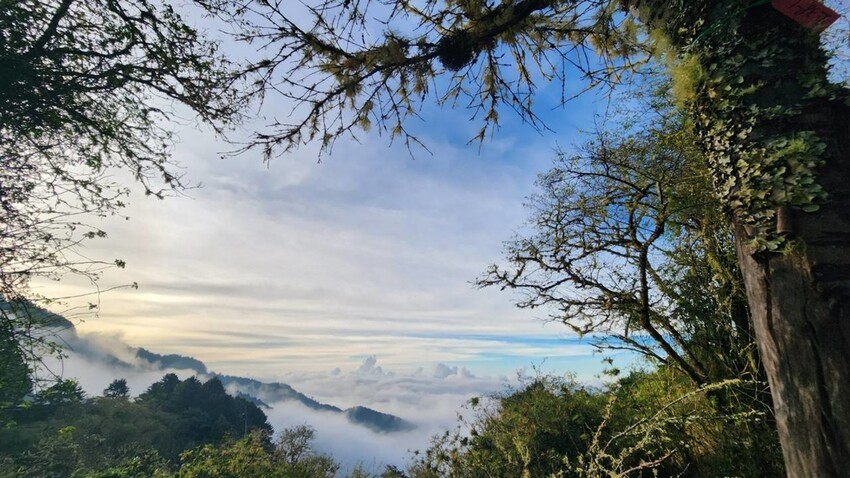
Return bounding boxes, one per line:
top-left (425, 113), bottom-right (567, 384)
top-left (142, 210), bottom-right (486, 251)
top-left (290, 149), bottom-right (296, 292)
top-left (249, 355), bottom-right (515, 471)
top-left (265, 400), bottom-right (441, 472)
top-left (35, 122), bottom-right (597, 378)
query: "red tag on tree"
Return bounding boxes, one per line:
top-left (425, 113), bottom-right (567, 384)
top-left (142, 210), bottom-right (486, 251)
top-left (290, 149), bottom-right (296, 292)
top-left (771, 0), bottom-right (840, 32)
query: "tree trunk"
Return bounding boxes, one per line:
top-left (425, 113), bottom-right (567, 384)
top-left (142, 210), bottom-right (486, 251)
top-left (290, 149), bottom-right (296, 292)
top-left (733, 100), bottom-right (850, 477)
top-left (621, 2), bottom-right (850, 473)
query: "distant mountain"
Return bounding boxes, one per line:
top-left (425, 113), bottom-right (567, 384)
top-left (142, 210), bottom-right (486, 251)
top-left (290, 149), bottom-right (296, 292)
top-left (0, 299), bottom-right (74, 329)
top-left (211, 374), bottom-right (341, 413)
top-left (136, 348), bottom-right (207, 375)
top-left (209, 374), bottom-right (413, 432)
top-left (37, 312), bottom-right (415, 434)
top-left (136, 352), bottom-right (416, 434)
top-left (235, 391), bottom-right (271, 409)
top-left (345, 406), bottom-right (416, 433)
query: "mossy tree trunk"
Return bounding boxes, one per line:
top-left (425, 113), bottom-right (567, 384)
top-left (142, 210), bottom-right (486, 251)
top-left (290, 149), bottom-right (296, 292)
top-left (733, 105), bottom-right (850, 476)
top-left (629, 2), bottom-right (850, 475)
top-left (729, 10), bottom-right (850, 477)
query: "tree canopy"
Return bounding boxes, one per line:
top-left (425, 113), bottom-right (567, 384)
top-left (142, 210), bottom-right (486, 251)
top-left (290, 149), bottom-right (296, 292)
top-left (479, 84), bottom-right (759, 389)
top-left (0, 0), bottom-right (245, 382)
top-left (231, 0), bottom-right (649, 157)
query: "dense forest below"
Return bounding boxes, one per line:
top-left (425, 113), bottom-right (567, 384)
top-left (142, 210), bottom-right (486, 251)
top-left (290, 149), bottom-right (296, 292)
top-left (0, 361), bottom-right (784, 477)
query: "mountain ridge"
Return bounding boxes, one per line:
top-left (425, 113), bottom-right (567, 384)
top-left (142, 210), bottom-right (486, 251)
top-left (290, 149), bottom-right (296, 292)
top-left (134, 350), bottom-right (416, 433)
top-left (23, 303), bottom-right (416, 434)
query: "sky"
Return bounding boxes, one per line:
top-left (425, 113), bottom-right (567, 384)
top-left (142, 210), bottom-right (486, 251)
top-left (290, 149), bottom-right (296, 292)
top-left (43, 92), bottom-right (632, 379)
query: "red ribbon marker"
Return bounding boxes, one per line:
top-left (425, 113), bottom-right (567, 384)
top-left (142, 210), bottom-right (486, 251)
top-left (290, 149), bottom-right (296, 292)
top-left (771, 0), bottom-right (840, 32)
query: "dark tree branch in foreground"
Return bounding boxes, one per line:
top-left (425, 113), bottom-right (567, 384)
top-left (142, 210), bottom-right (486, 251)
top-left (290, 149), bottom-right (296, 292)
top-left (234, 0), bottom-right (649, 159)
top-left (0, 0), bottom-right (243, 374)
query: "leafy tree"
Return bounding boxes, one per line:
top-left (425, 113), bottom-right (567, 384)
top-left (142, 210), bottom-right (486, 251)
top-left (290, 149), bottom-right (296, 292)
top-left (35, 379), bottom-right (85, 407)
top-left (4, 421), bottom-right (171, 478)
top-left (85, 450), bottom-right (171, 478)
top-left (0, 318), bottom-right (32, 410)
top-left (138, 372), bottom-right (181, 402)
top-left (275, 425), bottom-right (339, 478)
top-left (135, 374), bottom-right (272, 455)
top-left (177, 427), bottom-right (339, 478)
top-left (177, 431), bottom-right (278, 478)
top-left (104, 379), bottom-right (130, 399)
top-left (0, 393), bottom-right (176, 473)
top-left (410, 371), bottom-right (783, 478)
top-left (478, 90), bottom-right (754, 387)
top-left (477, 79), bottom-right (779, 437)
top-left (380, 465), bottom-right (409, 478)
top-left (0, 0), bottom-right (244, 382)
top-left (8, 426), bottom-right (87, 478)
top-left (237, 1), bottom-right (850, 473)
top-left (0, 373), bottom-right (278, 476)
top-left (408, 377), bottom-right (628, 478)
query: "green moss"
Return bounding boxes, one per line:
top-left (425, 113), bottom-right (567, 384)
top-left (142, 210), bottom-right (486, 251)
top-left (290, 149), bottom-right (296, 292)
top-left (669, 53), bottom-right (705, 107)
top-left (653, 7), bottom-right (840, 252)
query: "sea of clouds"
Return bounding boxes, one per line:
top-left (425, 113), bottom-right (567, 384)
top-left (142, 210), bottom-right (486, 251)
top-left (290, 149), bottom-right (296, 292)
top-left (43, 329), bottom-right (518, 471)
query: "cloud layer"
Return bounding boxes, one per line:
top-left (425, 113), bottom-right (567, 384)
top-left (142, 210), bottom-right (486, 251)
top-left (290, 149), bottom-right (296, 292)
top-left (49, 337), bottom-right (510, 470)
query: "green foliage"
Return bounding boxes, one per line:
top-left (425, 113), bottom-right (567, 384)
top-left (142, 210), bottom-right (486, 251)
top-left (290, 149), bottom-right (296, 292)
top-left (0, 300), bottom-right (72, 392)
top-left (668, 52), bottom-right (705, 107)
top-left (414, 377), bottom-right (611, 478)
top-left (4, 425), bottom-right (171, 478)
top-left (103, 379), bottom-right (130, 399)
top-left (86, 450), bottom-right (171, 478)
top-left (379, 465), bottom-right (408, 478)
top-left (410, 370), bottom-right (783, 478)
top-left (633, 0), bottom-right (847, 251)
top-left (177, 431), bottom-right (279, 478)
top-left (35, 379), bottom-right (85, 407)
top-left (177, 427), bottom-right (339, 478)
top-left (133, 375), bottom-right (273, 457)
top-left (609, 369), bottom-right (782, 477)
top-left (0, 373), bottom-right (273, 476)
top-left (0, 318), bottom-right (32, 411)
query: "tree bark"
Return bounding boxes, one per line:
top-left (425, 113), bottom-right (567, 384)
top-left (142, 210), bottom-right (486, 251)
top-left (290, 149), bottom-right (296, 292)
top-left (620, 2), bottom-right (850, 474)
top-left (733, 100), bottom-right (850, 477)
